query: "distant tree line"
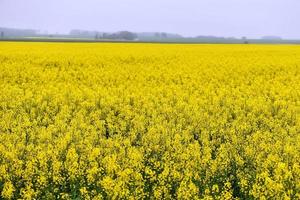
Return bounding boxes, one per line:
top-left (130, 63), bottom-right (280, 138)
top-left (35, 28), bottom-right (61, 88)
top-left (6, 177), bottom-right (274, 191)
top-left (0, 27), bottom-right (37, 38)
top-left (0, 27), bottom-right (292, 43)
top-left (70, 30), bottom-right (137, 40)
top-left (95, 31), bottom-right (137, 40)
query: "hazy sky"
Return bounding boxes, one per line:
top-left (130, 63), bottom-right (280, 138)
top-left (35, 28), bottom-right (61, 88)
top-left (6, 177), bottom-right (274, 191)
top-left (0, 0), bottom-right (299, 38)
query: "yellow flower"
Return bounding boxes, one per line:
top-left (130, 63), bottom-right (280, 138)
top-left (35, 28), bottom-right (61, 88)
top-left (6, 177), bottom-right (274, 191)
top-left (1, 181), bottom-right (15, 199)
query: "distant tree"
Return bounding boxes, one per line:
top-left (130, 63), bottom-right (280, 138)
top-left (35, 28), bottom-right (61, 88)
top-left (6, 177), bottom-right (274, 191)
top-left (155, 32), bottom-right (160, 38)
top-left (95, 33), bottom-right (99, 40)
top-left (161, 32), bottom-right (167, 38)
top-left (118, 31), bottom-right (137, 40)
top-left (242, 36), bottom-right (248, 44)
top-left (100, 31), bottom-right (137, 40)
top-left (103, 33), bottom-right (108, 39)
top-left (1, 32), bottom-right (4, 38)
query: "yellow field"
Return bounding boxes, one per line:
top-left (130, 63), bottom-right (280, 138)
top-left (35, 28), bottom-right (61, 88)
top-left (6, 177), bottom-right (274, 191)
top-left (0, 42), bottom-right (299, 199)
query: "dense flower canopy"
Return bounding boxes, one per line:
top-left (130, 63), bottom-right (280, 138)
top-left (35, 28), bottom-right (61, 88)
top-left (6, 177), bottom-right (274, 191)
top-left (0, 43), bottom-right (299, 199)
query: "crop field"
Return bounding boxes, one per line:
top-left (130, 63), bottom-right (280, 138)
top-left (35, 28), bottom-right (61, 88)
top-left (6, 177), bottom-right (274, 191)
top-left (0, 42), bottom-right (299, 199)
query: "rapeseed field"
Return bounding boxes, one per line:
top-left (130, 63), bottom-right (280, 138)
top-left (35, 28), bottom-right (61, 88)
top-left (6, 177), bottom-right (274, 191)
top-left (0, 42), bottom-right (299, 199)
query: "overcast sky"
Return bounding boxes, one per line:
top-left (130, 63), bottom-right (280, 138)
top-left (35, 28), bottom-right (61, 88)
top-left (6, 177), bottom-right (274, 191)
top-left (0, 0), bottom-right (299, 39)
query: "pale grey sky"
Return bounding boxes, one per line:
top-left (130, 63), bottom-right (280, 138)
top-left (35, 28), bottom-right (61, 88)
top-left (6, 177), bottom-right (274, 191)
top-left (0, 0), bottom-right (299, 38)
